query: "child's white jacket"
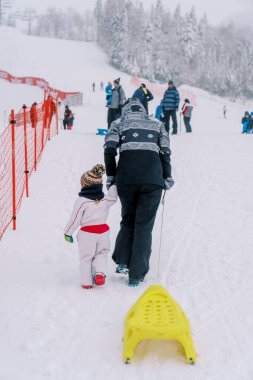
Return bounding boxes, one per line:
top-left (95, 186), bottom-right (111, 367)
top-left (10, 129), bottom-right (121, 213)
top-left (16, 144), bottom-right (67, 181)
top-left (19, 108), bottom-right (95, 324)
top-left (64, 185), bottom-right (117, 236)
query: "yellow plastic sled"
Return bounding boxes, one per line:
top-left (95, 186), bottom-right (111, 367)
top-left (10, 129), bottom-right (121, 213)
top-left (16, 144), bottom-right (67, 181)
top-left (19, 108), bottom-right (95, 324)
top-left (123, 285), bottom-right (196, 364)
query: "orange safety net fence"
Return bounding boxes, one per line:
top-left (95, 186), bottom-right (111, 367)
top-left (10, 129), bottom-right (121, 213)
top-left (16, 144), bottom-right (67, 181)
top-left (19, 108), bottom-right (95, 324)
top-left (0, 97), bottom-right (58, 240)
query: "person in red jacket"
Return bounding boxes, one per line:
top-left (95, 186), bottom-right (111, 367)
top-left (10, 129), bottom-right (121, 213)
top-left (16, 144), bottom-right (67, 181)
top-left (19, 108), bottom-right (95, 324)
top-left (181, 99), bottom-right (193, 133)
top-left (30, 102), bottom-right (37, 128)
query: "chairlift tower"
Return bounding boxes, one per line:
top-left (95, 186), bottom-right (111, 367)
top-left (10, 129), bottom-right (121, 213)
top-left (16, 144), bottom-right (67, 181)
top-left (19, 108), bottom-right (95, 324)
top-left (0, 0), bottom-right (12, 24)
top-left (22, 8), bottom-right (37, 35)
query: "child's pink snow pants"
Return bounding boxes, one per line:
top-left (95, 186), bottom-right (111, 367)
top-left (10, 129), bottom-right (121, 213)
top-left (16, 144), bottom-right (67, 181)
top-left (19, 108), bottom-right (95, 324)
top-left (77, 230), bottom-right (110, 286)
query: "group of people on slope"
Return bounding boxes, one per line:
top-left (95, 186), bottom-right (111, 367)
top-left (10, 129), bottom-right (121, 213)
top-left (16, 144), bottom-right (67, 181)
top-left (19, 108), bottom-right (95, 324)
top-left (29, 97), bottom-right (75, 131)
top-left (241, 111), bottom-right (253, 134)
top-left (155, 86), bottom-right (193, 134)
top-left (105, 78), bottom-right (193, 134)
top-left (64, 97), bottom-right (174, 289)
top-left (92, 81), bottom-right (104, 92)
top-left (29, 96), bottom-right (56, 129)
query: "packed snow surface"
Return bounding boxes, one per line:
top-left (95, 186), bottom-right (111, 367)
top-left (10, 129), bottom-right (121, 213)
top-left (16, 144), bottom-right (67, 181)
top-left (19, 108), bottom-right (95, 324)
top-left (0, 27), bottom-right (253, 380)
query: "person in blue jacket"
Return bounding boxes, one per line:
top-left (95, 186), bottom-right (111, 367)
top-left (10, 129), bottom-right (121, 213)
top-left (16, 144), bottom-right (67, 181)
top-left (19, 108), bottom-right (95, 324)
top-left (105, 81), bottom-right (112, 106)
top-left (132, 83), bottom-right (154, 114)
top-left (162, 80), bottom-right (180, 134)
top-left (155, 100), bottom-right (164, 121)
top-left (246, 112), bottom-right (253, 133)
top-left (241, 111), bottom-right (250, 133)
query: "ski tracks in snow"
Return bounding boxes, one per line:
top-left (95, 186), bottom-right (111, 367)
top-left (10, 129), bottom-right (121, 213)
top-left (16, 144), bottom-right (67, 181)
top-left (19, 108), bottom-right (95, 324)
top-left (159, 141), bottom-right (211, 286)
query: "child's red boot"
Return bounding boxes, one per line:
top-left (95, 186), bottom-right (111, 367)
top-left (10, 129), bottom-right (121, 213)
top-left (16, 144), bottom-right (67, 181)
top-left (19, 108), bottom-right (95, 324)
top-left (81, 285), bottom-right (92, 290)
top-left (94, 272), bottom-right (106, 286)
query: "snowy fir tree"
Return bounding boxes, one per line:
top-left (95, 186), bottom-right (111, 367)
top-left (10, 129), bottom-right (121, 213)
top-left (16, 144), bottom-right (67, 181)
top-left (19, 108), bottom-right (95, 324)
top-left (95, 0), bottom-right (253, 97)
top-left (32, 0), bottom-right (253, 98)
top-left (109, 5), bottom-right (129, 70)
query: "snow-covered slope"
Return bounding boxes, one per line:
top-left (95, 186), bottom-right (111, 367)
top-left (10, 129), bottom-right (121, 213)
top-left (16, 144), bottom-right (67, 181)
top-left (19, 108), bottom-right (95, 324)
top-left (0, 27), bottom-right (253, 380)
top-left (0, 26), bottom-right (131, 130)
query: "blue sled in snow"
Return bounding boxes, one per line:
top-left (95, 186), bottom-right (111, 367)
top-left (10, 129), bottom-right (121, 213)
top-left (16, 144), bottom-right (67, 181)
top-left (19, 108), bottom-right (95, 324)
top-left (97, 129), bottom-right (108, 136)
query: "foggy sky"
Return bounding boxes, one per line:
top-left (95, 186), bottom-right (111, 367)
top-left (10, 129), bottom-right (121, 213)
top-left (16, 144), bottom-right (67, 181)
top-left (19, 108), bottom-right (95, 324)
top-left (11, 0), bottom-right (253, 28)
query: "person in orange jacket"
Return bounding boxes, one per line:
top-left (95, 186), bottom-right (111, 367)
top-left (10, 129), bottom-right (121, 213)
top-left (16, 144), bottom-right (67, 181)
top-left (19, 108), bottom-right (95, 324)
top-left (42, 95), bottom-right (56, 127)
top-left (30, 102), bottom-right (37, 128)
top-left (49, 97), bottom-right (56, 125)
top-left (42, 96), bottom-right (50, 128)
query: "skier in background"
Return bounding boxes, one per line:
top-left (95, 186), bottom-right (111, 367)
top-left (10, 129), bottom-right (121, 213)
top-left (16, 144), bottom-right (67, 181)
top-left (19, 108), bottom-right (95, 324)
top-left (30, 102), bottom-right (37, 128)
top-left (223, 105), bottom-right (227, 119)
top-left (241, 111), bottom-right (250, 133)
top-left (105, 81), bottom-right (112, 106)
top-left (100, 81), bottom-right (104, 90)
top-left (162, 80), bottom-right (180, 134)
top-left (181, 98), bottom-right (193, 133)
top-left (104, 98), bottom-right (174, 287)
top-left (107, 78), bottom-right (126, 129)
top-left (132, 83), bottom-right (154, 114)
top-left (92, 82), bottom-right (96, 92)
top-left (64, 164), bottom-right (118, 289)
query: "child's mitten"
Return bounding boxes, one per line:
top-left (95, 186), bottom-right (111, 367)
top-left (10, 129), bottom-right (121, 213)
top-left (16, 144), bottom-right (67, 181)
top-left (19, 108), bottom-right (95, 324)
top-left (64, 234), bottom-right (73, 243)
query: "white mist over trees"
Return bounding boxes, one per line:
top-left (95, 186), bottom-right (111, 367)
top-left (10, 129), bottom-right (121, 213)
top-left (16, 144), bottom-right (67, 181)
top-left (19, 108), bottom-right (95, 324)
top-left (34, 0), bottom-right (253, 97)
top-left (35, 7), bottom-right (94, 41)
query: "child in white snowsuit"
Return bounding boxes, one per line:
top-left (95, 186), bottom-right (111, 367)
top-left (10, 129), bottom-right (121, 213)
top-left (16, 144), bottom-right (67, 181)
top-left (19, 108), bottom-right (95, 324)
top-left (64, 164), bottom-right (117, 289)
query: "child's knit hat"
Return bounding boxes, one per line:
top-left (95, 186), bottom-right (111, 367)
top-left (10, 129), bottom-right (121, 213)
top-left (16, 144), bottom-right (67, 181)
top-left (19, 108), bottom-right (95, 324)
top-left (80, 164), bottom-right (105, 188)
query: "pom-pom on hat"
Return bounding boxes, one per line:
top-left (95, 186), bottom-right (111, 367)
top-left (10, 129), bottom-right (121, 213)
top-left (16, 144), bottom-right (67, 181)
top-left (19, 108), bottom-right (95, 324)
top-left (80, 164), bottom-right (105, 188)
top-left (113, 78), bottom-right (120, 85)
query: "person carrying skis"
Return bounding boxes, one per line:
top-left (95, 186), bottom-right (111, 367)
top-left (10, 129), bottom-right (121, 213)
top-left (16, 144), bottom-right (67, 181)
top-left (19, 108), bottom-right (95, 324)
top-left (104, 98), bottom-right (174, 287)
top-left (132, 83), bottom-right (154, 114)
top-left (181, 98), bottom-right (193, 133)
top-left (64, 164), bottom-right (118, 289)
top-left (162, 80), bottom-right (180, 134)
top-left (241, 111), bottom-right (250, 133)
top-left (107, 78), bottom-right (126, 129)
top-left (30, 102), bottom-right (37, 128)
top-left (105, 81), bottom-right (112, 106)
